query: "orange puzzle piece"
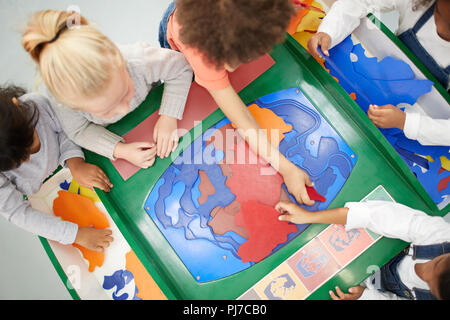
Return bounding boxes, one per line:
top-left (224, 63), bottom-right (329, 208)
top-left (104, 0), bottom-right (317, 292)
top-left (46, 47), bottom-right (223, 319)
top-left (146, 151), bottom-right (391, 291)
top-left (125, 251), bottom-right (167, 300)
top-left (53, 190), bottom-right (110, 272)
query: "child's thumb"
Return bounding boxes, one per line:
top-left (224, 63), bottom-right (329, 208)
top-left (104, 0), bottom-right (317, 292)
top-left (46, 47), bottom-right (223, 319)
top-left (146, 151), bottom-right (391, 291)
top-left (306, 176), bottom-right (314, 187)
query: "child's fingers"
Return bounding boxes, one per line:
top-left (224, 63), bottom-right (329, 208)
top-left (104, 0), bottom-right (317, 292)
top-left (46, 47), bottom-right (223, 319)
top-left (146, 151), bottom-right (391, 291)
top-left (335, 286), bottom-right (346, 299)
top-left (101, 241), bottom-right (111, 249)
top-left (305, 175), bottom-right (314, 187)
top-left (165, 139), bottom-right (173, 158)
top-left (172, 139), bottom-right (179, 153)
top-left (278, 214), bottom-right (293, 222)
top-left (136, 142), bottom-right (155, 150)
top-left (142, 146), bottom-right (157, 160)
top-left (320, 36), bottom-right (331, 56)
top-left (160, 136), bottom-right (170, 159)
top-left (157, 135), bottom-right (164, 157)
top-left (91, 177), bottom-right (111, 192)
top-left (308, 36), bottom-right (322, 58)
top-left (141, 158), bottom-right (156, 169)
top-left (153, 126), bottom-right (159, 144)
top-left (299, 187), bottom-right (315, 206)
top-left (329, 290), bottom-right (339, 300)
top-left (96, 169), bottom-right (113, 188)
top-left (368, 104), bottom-right (383, 116)
top-left (275, 201), bottom-right (291, 214)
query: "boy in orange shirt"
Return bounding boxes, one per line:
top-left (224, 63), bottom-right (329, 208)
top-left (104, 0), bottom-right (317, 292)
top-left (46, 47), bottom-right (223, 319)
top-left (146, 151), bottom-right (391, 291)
top-left (158, 0), bottom-right (315, 206)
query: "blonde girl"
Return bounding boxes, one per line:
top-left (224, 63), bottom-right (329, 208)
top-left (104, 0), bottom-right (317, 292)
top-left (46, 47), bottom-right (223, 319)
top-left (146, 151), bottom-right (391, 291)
top-left (22, 10), bottom-right (193, 168)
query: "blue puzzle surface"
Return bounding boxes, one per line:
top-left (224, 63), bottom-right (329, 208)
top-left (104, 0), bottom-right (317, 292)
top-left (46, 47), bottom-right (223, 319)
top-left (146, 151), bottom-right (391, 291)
top-left (321, 36), bottom-right (449, 204)
top-left (144, 88), bottom-right (357, 282)
top-left (321, 36), bottom-right (433, 113)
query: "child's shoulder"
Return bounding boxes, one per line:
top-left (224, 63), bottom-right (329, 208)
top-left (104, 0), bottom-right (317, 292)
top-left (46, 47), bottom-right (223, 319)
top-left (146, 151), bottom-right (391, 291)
top-left (19, 92), bottom-right (59, 126)
top-left (118, 42), bottom-right (184, 64)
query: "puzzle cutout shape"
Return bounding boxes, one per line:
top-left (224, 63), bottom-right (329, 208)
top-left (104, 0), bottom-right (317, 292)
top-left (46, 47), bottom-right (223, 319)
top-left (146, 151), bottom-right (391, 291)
top-left (144, 88), bottom-right (357, 282)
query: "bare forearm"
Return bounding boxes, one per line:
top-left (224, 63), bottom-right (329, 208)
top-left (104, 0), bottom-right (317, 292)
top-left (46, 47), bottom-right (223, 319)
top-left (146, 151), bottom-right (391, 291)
top-left (210, 86), bottom-right (290, 172)
top-left (309, 207), bottom-right (349, 225)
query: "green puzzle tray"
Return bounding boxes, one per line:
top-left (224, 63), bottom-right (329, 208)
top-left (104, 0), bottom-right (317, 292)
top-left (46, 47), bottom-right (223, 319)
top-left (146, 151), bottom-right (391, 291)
top-left (81, 34), bottom-right (448, 300)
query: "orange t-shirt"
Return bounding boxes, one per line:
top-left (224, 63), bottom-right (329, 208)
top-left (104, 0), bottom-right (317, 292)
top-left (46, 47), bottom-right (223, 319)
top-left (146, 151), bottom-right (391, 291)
top-left (166, 10), bottom-right (231, 91)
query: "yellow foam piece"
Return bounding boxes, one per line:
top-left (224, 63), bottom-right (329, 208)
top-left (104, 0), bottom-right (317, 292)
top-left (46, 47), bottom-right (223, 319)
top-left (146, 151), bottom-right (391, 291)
top-left (425, 155), bottom-right (450, 171)
top-left (295, 1), bottom-right (325, 33)
top-left (293, 31), bottom-right (313, 49)
top-left (68, 179), bottom-right (101, 203)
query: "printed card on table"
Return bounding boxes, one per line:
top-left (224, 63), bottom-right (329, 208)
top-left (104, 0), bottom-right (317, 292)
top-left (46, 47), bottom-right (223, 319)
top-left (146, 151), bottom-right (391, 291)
top-left (286, 238), bottom-right (340, 292)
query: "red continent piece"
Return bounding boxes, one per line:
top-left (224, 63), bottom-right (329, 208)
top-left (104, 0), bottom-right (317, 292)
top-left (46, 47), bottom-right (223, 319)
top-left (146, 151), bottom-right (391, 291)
top-left (236, 200), bottom-right (297, 263)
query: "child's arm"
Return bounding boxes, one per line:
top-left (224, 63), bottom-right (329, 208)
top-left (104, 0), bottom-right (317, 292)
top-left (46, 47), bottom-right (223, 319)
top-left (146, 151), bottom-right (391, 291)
top-left (53, 110), bottom-right (113, 192)
top-left (277, 200), bottom-right (450, 245)
top-left (403, 112), bottom-right (450, 146)
top-left (0, 173), bottom-right (77, 244)
top-left (368, 104), bottom-right (450, 146)
top-left (330, 285), bottom-right (408, 300)
top-left (211, 86), bottom-right (315, 206)
top-left (308, 0), bottom-right (401, 58)
top-left (136, 44), bottom-right (193, 158)
top-left (0, 174), bottom-right (113, 251)
top-left (276, 201), bottom-right (348, 224)
top-left (51, 102), bottom-right (157, 168)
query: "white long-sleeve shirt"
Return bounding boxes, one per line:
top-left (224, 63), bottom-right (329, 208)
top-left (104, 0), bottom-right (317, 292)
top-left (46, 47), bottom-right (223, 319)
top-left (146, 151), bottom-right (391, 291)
top-left (0, 93), bottom-right (82, 245)
top-left (403, 112), bottom-right (450, 146)
top-left (318, 0), bottom-right (450, 86)
top-left (344, 200), bottom-right (450, 300)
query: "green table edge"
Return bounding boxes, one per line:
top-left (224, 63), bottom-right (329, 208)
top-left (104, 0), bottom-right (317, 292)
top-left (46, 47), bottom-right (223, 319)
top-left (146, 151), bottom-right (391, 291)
top-left (38, 236), bottom-right (81, 300)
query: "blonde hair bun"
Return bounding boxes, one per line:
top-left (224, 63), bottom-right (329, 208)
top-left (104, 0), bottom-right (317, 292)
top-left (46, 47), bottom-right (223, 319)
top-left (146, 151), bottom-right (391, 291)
top-left (22, 10), bottom-right (124, 107)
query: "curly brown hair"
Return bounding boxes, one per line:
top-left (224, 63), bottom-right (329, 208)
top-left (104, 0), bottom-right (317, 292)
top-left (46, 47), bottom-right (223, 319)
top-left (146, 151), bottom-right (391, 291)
top-left (0, 85), bottom-right (39, 171)
top-left (176, 0), bottom-right (295, 68)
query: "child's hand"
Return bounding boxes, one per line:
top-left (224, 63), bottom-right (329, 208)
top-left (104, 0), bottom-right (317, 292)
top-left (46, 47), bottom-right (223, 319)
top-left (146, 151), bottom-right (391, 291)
top-left (276, 201), bottom-right (313, 224)
top-left (114, 142), bottom-right (157, 169)
top-left (154, 115), bottom-right (179, 159)
top-left (74, 226), bottom-right (114, 252)
top-left (329, 286), bottom-right (365, 300)
top-left (367, 104), bottom-right (406, 130)
top-left (67, 158), bottom-right (113, 192)
top-left (281, 164), bottom-right (315, 206)
top-left (307, 32), bottom-right (332, 58)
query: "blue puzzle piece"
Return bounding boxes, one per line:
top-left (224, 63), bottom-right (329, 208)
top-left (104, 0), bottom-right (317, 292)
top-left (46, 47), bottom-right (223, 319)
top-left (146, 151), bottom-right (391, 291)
top-left (395, 134), bottom-right (450, 159)
top-left (59, 180), bottom-right (70, 191)
top-left (321, 36), bottom-right (433, 113)
top-left (351, 45), bottom-right (414, 81)
top-left (411, 158), bottom-right (450, 203)
top-left (394, 145), bottom-right (430, 170)
top-left (103, 270), bottom-right (140, 300)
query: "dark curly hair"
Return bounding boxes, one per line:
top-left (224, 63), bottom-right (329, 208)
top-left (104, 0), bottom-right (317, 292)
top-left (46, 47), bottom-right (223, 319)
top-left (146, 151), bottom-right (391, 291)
top-left (0, 85), bottom-right (39, 172)
top-left (176, 0), bottom-right (295, 68)
top-left (437, 261), bottom-right (450, 300)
